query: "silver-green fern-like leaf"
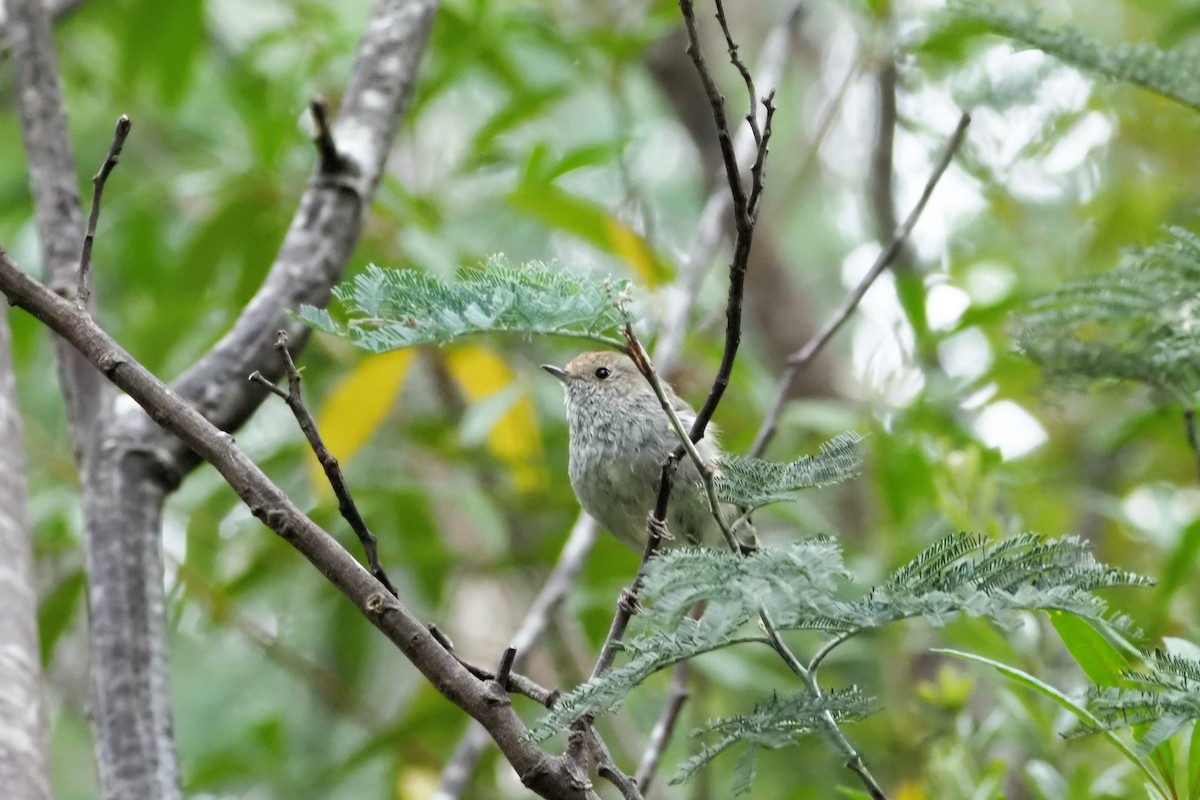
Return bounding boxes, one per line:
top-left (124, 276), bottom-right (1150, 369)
top-left (669, 688), bottom-right (876, 792)
top-left (295, 256), bottom-right (633, 352)
top-left (1015, 227), bottom-right (1200, 400)
top-left (715, 432), bottom-right (864, 510)
top-left (1074, 650), bottom-right (1200, 754)
top-left (526, 533), bottom-right (1149, 759)
top-left (951, 2), bottom-right (1200, 112)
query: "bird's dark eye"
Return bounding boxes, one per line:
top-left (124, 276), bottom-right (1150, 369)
top-left (594, 367), bottom-right (611, 380)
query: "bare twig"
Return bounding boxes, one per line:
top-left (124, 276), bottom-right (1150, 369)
top-left (589, 461), bottom-right (677, 681)
top-left (78, 115), bottom-right (131, 308)
top-left (593, 732), bottom-right (645, 800)
top-left (249, 330), bottom-right (398, 596)
top-left (677, 0), bottom-right (774, 443)
top-left (807, 630), bottom-right (855, 674)
top-left (634, 661), bottom-right (689, 791)
top-left (713, 0), bottom-right (760, 146)
top-left (654, 2), bottom-right (802, 375)
top-left (749, 111), bottom-right (972, 458)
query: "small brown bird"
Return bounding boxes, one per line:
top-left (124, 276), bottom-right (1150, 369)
top-left (543, 351), bottom-right (752, 552)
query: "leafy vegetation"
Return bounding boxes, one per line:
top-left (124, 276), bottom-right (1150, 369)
top-left (4, 0), bottom-right (1200, 798)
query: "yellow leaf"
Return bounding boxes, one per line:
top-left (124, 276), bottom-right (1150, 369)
top-left (604, 214), bottom-right (664, 287)
top-left (445, 345), bottom-right (546, 492)
top-left (395, 766), bottom-right (439, 799)
top-left (895, 782), bottom-right (927, 800)
top-left (310, 349), bottom-right (414, 496)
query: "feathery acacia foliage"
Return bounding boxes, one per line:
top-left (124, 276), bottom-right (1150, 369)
top-left (951, 2), bottom-right (1200, 112)
top-left (296, 256), bottom-right (633, 352)
top-left (527, 533), bottom-right (1149, 776)
top-left (1078, 650), bottom-right (1200, 753)
top-left (715, 432), bottom-right (864, 510)
top-left (671, 689), bottom-right (876, 795)
top-left (1015, 227), bottom-right (1200, 400)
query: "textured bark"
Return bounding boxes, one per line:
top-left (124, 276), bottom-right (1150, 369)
top-left (0, 310), bottom-right (51, 800)
top-left (6, 1), bottom-right (440, 798)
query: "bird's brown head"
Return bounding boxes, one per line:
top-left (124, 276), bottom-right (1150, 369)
top-left (541, 351), bottom-right (648, 403)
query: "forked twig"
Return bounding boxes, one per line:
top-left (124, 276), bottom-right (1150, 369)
top-left (249, 330), bottom-right (398, 596)
top-left (78, 115), bottom-right (131, 308)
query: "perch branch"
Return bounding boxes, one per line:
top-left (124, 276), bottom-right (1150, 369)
top-left (0, 247), bottom-right (599, 800)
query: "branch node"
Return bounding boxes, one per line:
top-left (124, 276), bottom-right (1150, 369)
top-left (310, 97), bottom-right (347, 174)
top-left (494, 647), bottom-right (516, 690)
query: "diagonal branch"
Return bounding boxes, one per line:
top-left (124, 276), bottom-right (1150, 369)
top-left (749, 111), bottom-right (972, 458)
top-left (171, 0), bottom-right (438, 439)
top-left (0, 246), bottom-right (598, 800)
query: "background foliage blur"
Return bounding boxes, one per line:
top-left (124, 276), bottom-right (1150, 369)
top-left (4, 0), bottom-right (1200, 797)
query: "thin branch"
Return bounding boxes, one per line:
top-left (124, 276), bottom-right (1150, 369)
top-left (78, 115), bottom-right (131, 309)
top-left (653, 2), bottom-right (802, 375)
top-left (248, 330), bottom-right (398, 596)
top-left (625, 328), bottom-right (739, 553)
top-left (0, 246), bottom-right (598, 800)
top-left (589, 466), bottom-right (676, 682)
top-left (759, 611), bottom-right (888, 800)
top-left (713, 0), bottom-right (760, 146)
top-left (592, 732), bottom-right (644, 800)
top-left (749, 111), bottom-right (972, 458)
top-left (634, 661), bottom-right (689, 791)
top-left (677, 0), bottom-right (774, 444)
top-left (807, 630), bottom-right (856, 674)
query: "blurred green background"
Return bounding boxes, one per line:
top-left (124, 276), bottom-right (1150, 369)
top-left (4, 0), bottom-right (1200, 798)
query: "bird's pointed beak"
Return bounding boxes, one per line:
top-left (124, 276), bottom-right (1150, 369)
top-left (541, 364), bottom-right (569, 383)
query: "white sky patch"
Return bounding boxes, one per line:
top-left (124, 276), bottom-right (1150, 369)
top-left (974, 400), bottom-right (1048, 460)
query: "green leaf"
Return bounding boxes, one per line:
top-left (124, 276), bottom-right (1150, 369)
top-left (1050, 612), bottom-right (1131, 686)
top-left (38, 569), bottom-right (85, 665)
top-left (935, 648), bottom-right (1170, 799)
